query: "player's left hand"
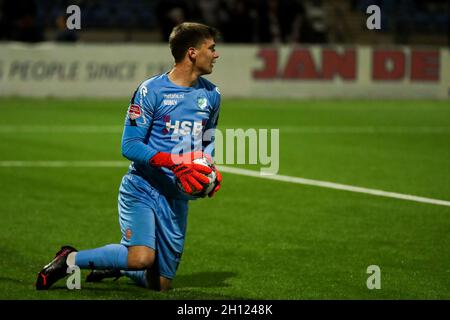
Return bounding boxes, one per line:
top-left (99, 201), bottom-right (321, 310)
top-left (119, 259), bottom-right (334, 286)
top-left (208, 167), bottom-right (222, 198)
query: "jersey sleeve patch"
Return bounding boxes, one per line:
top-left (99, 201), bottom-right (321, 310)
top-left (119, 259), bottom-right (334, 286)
top-left (128, 104), bottom-right (142, 120)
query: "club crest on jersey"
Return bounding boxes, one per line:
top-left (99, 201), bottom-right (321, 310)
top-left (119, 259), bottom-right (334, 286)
top-left (128, 104), bottom-right (142, 120)
top-left (197, 97), bottom-right (208, 110)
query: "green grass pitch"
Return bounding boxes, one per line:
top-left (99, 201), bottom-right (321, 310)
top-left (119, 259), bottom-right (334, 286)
top-left (0, 97), bottom-right (449, 299)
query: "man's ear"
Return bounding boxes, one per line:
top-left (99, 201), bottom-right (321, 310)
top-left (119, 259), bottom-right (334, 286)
top-left (187, 47), bottom-right (197, 60)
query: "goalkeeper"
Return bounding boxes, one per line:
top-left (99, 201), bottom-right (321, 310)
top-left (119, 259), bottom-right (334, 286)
top-left (36, 22), bottom-right (222, 291)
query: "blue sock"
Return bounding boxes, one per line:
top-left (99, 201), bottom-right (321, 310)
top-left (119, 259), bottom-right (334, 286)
top-left (121, 270), bottom-right (149, 288)
top-left (75, 244), bottom-right (128, 270)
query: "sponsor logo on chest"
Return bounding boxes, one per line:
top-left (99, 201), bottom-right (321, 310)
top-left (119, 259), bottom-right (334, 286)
top-left (163, 116), bottom-right (207, 136)
top-left (162, 93), bottom-right (184, 107)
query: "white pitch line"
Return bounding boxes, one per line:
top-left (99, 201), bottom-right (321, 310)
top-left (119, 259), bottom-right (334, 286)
top-left (278, 126), bottom-right (450, 134)
top-left (216, 166), bottom-right (450, 207)
top-left (0, 160), bottom-right (448, 207)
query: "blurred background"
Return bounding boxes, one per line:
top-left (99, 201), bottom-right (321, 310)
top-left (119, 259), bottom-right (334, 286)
top-left (0, 0), bottom-right (448, 45)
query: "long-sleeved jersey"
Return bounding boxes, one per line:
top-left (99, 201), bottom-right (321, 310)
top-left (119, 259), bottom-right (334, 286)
top-left (121, 73), bottom-right (221, 200)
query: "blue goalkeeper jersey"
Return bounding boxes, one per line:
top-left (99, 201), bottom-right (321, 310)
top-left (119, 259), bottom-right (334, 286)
top-left (121, 73), bottom-right (221, 200)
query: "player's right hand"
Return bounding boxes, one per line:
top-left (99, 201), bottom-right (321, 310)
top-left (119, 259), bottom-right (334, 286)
top-left (172, 163), bottom-right (212, 194)
top-left (149, 151), bottom-right (212, 193)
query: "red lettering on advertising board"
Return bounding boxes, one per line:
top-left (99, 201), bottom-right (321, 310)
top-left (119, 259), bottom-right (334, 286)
top-left (282, 49), bottom-right (319, 79)
top-left (253, 48), bottom-right (440, 82)
top-left (253, 48), bottom-right (356, 80)
top-left (253, 48), bottom-right (278, 79)
top-left (373, 50), bottom-right (405, 80)
top-left (322, 49), bottom-right (356, 80)
top-left (411, 50), bottom-right (439, 81)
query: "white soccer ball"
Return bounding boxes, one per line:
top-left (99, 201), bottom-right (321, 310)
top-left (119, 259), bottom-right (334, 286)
top-left (177, 157), bottom-right (217, 197)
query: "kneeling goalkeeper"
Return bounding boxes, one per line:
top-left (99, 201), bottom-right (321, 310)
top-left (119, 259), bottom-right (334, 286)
top-left (36, 22), bottom-right (222, 291)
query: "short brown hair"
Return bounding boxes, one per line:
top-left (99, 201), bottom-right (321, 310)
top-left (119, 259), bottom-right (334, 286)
top-left (169, 22), bottom-right (219, 63)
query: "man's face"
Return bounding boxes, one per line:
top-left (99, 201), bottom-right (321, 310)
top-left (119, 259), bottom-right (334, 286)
top-left (193, 38), bottom-right (219, 75)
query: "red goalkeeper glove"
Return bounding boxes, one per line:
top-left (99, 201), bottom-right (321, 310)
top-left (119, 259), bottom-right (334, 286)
top-left (149, 151), bottom-right (212, 194)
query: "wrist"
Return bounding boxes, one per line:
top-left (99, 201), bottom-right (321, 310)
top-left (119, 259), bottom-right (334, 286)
top-left (149, 152), bottom-right (175, 168)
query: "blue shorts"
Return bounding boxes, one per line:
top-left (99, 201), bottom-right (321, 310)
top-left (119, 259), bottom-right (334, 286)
top-left (118, 173), bottom-right (188, 279)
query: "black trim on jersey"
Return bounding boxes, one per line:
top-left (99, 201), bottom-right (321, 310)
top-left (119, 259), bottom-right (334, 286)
top-left (128, 87), bottom-right (139, 126)
top-left (130, 88), bottom-right (138, 104)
